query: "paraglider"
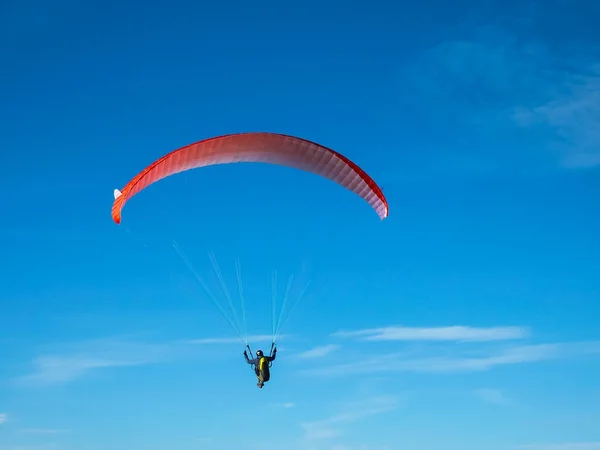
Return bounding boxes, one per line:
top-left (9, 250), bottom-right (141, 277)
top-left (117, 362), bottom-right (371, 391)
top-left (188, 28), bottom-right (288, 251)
top-left (111, 131), bottom-right (388, 388)
top-left (244, 347), bottom-right (277, 388)
top-left (111, 132), bottom-right (388, 224)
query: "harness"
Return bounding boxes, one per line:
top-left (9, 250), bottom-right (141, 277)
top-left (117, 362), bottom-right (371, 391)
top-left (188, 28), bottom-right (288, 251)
top-left (246, 342), bottom-right (275, 372)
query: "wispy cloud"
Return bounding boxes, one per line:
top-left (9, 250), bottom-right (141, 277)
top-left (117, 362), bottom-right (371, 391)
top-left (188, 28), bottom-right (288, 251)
top-left (519, 443), bottom-right (600, 450)
top-left (301, 396), bottom-right (398, 440)
top-left (4, 445), bottom-right (58, 450)
top-left (0, 413), bottom-right (7, 424)
top-left (18, 338), bottom-right (186, 386)
top-left (308, 341), bottom-right (600, 377)
top-left (18, 429), bottom-right (70, 435)
top-left (269, 402), bottom-right (296, 409)
top-left (185, 334), bottom-right (287, 345)
top-left (332, 326), bottom-right (529, 342)
top-left (400, 24), bottom-right (600, 171)
top-left (474, 388), bottom-right (510, 405)
top-left (512, 65), bottom-right (600, 168)
top-left (297, 344), bottom-right (341, 359)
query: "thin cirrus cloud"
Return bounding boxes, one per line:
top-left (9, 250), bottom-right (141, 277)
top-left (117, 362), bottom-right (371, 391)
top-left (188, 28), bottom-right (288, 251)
top-left (269, 402), bottom-right (296, 409)
top-left (308, 342), bottom-right (600, 377)
top-left (301, 396), bottom-right (398, 440)
top-left (512, 65), bottom-right (600, 169)
top-left (184, 334), bottom-right (279, 345)
top-left (519, 443), bottom-right (600, 450)
top-left (399, 24), bottom-right (600, 170)
top-left (16, 338), bottom-right (186, 386)
top-left (474, 388), bottom-right (510, 405)
top-left (0, 413), bottom-right (7, 425)
top-left (18, 428), bottom-right (71, 434)
top-left (296, 344), bottom-right (341, 359)
top-left (331, 325), bottom-right (529, 342)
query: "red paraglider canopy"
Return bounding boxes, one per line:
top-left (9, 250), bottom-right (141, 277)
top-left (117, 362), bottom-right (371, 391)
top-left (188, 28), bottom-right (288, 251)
top-left (112, 132), bottom-right (388, 224)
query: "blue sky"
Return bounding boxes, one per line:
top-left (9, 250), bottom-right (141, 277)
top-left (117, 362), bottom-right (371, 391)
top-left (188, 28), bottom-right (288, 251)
top-left (1, 0), bottom-right (600, 448)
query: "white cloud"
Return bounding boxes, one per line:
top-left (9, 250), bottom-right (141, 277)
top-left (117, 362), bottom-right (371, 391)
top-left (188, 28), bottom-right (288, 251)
top-left (302, 424), bottom-right (340, 440)
top-left (18, 429), bottom-right (70, 434)
top-left (297, 345), bottom-right (341, 359)
top-left (519, 443), bottom-right (600, 450)
top-left (18, 338), bottom-right (185, 385)
top-left (271, 402), bottom-right (296, 409)
top-left (185, 334), bottom-right (287, 345)
top-left (325, 446), bottom-right (390, 450)
top-left (0, 413), bottom-right (7, 424)
top-left (308, 342), bottom-right (600, 377)
top-left (301, 396), bottom-right (398, 440)
top-left (24, 355), bottom-right (135, 384)
top-left (4, 445), bottom-right (58, 450)
top-left (399, 24), bottom-right (600, 171)
top-left (332, 325), bottom-right (529, 342)
top-left (512, 65), bottom-right (600, 168)
top-left (474, 388), bottom-right (510, 405)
